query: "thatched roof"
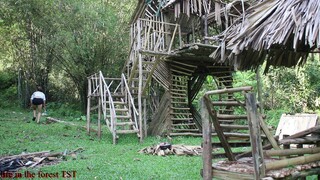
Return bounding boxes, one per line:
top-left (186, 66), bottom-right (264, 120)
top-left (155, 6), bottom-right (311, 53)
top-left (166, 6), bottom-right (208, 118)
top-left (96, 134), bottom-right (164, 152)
top-left (211, 0), bottom-right (320, 71)
top-left (130, 0), bottom-right (213, 24)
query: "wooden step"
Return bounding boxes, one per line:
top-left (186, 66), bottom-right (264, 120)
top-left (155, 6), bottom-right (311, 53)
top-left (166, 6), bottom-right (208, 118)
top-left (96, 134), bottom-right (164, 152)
top-left (171, 89), bottom-right (187, 93)
top-left (116, 129), bottom-right (139, 134)
top-left (107, 115), bottom-right (130, 119)
top-left (171, 112), bottom-right (192, 115)
top-left (171, 78), bottom-right (187, 83)
top-left (172, 117), bottom-right (193, 121)
top-left (172, 129), bottom-right (199, 132)
top-left (116, 122), bottom-right (135, 126)
top-left (216, 114), bottom-right (248, 120)
top-left (171, 96), bottom-right (187, 99)
top-left (172, 123), bottom-right (196, 126)
top-left (105, 101), bottom-right (126, 105)
top-left (171, 107), bottom-right (190, 110)
top-left (171, 101), bottom-right (188, 104)
top-left (115, 108), bottom-right (129, 112)
top-left (220, 124), bottom-right (249, 130)
top-left (171, 92), bottom-right (187, 96)
top-left (172, 84), bottom-right (187, 88)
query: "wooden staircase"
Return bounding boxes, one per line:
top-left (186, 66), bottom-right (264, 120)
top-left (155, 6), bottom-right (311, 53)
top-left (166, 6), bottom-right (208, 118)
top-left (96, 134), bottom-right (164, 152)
top-left (105, 93), bottom-right (139, 136)
top-left (170, 75), bottom-right (200, 136)
top-left (202, 86), bottom-right (269, 160)
top-left (86, 72), bottom-right (140, 144)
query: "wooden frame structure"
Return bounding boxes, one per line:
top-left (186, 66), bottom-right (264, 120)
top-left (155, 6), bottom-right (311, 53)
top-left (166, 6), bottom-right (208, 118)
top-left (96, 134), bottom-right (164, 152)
top-left (87, 0), bottom-right (252, 143)
top-left (201, 89), bottom-right (320, 179)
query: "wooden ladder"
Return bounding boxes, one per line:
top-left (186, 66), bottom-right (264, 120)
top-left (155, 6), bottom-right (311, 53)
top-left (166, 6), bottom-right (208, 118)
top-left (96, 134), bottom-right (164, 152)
top-left (170, 75), bottom-right (200, 136)
top-left (203, 86), bottom-right (270, 160)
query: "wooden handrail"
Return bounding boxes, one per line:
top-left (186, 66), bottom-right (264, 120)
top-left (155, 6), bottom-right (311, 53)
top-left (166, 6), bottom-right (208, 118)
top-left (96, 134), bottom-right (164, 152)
top-left (205, 86), bottom-right (252, 96)
top-left (99, 71), bottom-right (116, 135)
top-left (121, 73), bottom-right (139, 129)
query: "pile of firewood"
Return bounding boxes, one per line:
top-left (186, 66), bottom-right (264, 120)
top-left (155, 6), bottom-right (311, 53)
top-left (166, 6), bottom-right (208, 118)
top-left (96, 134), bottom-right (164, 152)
top-left (0, 148), bottom-right (84, 172)
top-left (139, 143), bottom-right (203, 156)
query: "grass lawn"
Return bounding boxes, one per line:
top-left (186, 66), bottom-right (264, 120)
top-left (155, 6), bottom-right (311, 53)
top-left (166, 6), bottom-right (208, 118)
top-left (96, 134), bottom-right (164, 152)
top-left (0, 108), bottom-right (203, 180)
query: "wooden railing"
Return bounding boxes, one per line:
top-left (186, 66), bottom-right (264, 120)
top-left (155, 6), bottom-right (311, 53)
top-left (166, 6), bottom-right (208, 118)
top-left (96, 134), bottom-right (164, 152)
top-left (131, 18), bottom-right (182, 55)
top-left (121, 73), bottom-right (139, 130)
top-left (99, 71), bottom-right (117, 141)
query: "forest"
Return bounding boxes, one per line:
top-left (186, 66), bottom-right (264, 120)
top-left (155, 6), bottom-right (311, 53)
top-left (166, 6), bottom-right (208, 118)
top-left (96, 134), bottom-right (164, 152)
top-left (1, 0), bottom-right (320, 179)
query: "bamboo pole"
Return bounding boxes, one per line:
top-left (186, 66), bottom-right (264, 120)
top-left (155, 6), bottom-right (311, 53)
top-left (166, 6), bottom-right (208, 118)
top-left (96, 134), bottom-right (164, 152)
top-left (138, 54), bottom-right (143, 142)
top-left (205, 86), bottom-right (252, 96)
top-left (86, 78), bottom-right (91, 134)
top-left (98, 96), bottom-right (101, 139)
top-left (264, 147), bottom-right (320, 157)
top-left (265, 152), bottom-right (320, 170)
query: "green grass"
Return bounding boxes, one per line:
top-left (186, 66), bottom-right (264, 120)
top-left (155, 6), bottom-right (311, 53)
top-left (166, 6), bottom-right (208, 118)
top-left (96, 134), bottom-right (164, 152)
top-left (0, 108), bottom-right (203, 180)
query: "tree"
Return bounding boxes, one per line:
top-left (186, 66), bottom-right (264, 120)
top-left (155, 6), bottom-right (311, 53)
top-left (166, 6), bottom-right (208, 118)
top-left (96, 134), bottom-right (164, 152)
top-left (0, 0), bottom-right (136, 110)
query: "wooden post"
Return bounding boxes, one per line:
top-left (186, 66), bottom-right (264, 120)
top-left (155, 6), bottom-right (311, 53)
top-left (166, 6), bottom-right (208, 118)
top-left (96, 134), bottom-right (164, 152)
top-left (144, 98), bottom-right (147, 138)
top-left (203, 0), bottom-right (208, 44)
top-left (246, 93), bottom-right (265, 179)
top-left (201, 98), bottom-right (212, 180)
top-left (283, 134), bottom-right (290, 158)
top-left (138, 54), bottom-right (143, 142)
top-left (98, 96), bottom-right (101, 139)
top-left (255, 66), bottom-right (264, 114)
top-left (86, 78), bottom-right (91, 134)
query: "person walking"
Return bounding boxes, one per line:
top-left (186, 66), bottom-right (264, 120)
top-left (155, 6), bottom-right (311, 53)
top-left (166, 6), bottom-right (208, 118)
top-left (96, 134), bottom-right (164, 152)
top-left (30, 86), bottom-right (46, 123)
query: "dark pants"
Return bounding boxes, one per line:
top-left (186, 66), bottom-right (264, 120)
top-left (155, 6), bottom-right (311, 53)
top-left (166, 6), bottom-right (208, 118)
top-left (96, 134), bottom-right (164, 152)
top-left (32, 98), bottom-right (44, 105)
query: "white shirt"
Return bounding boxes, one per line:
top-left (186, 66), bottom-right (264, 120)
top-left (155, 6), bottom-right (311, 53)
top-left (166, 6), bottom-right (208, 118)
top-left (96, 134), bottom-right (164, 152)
top-left (30, 91), bottom-right (46, 101)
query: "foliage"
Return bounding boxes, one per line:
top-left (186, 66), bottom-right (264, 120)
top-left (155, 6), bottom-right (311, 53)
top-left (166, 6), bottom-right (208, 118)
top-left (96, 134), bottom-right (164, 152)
top-left (0, 0), bottom-right (136, 111)
top-left (263, 56), bottom-right (320, 113)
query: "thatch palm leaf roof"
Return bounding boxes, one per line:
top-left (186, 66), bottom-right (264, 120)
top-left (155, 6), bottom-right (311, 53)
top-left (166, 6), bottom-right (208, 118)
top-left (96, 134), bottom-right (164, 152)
top-left (212, 0), bottom-right (320, 71)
